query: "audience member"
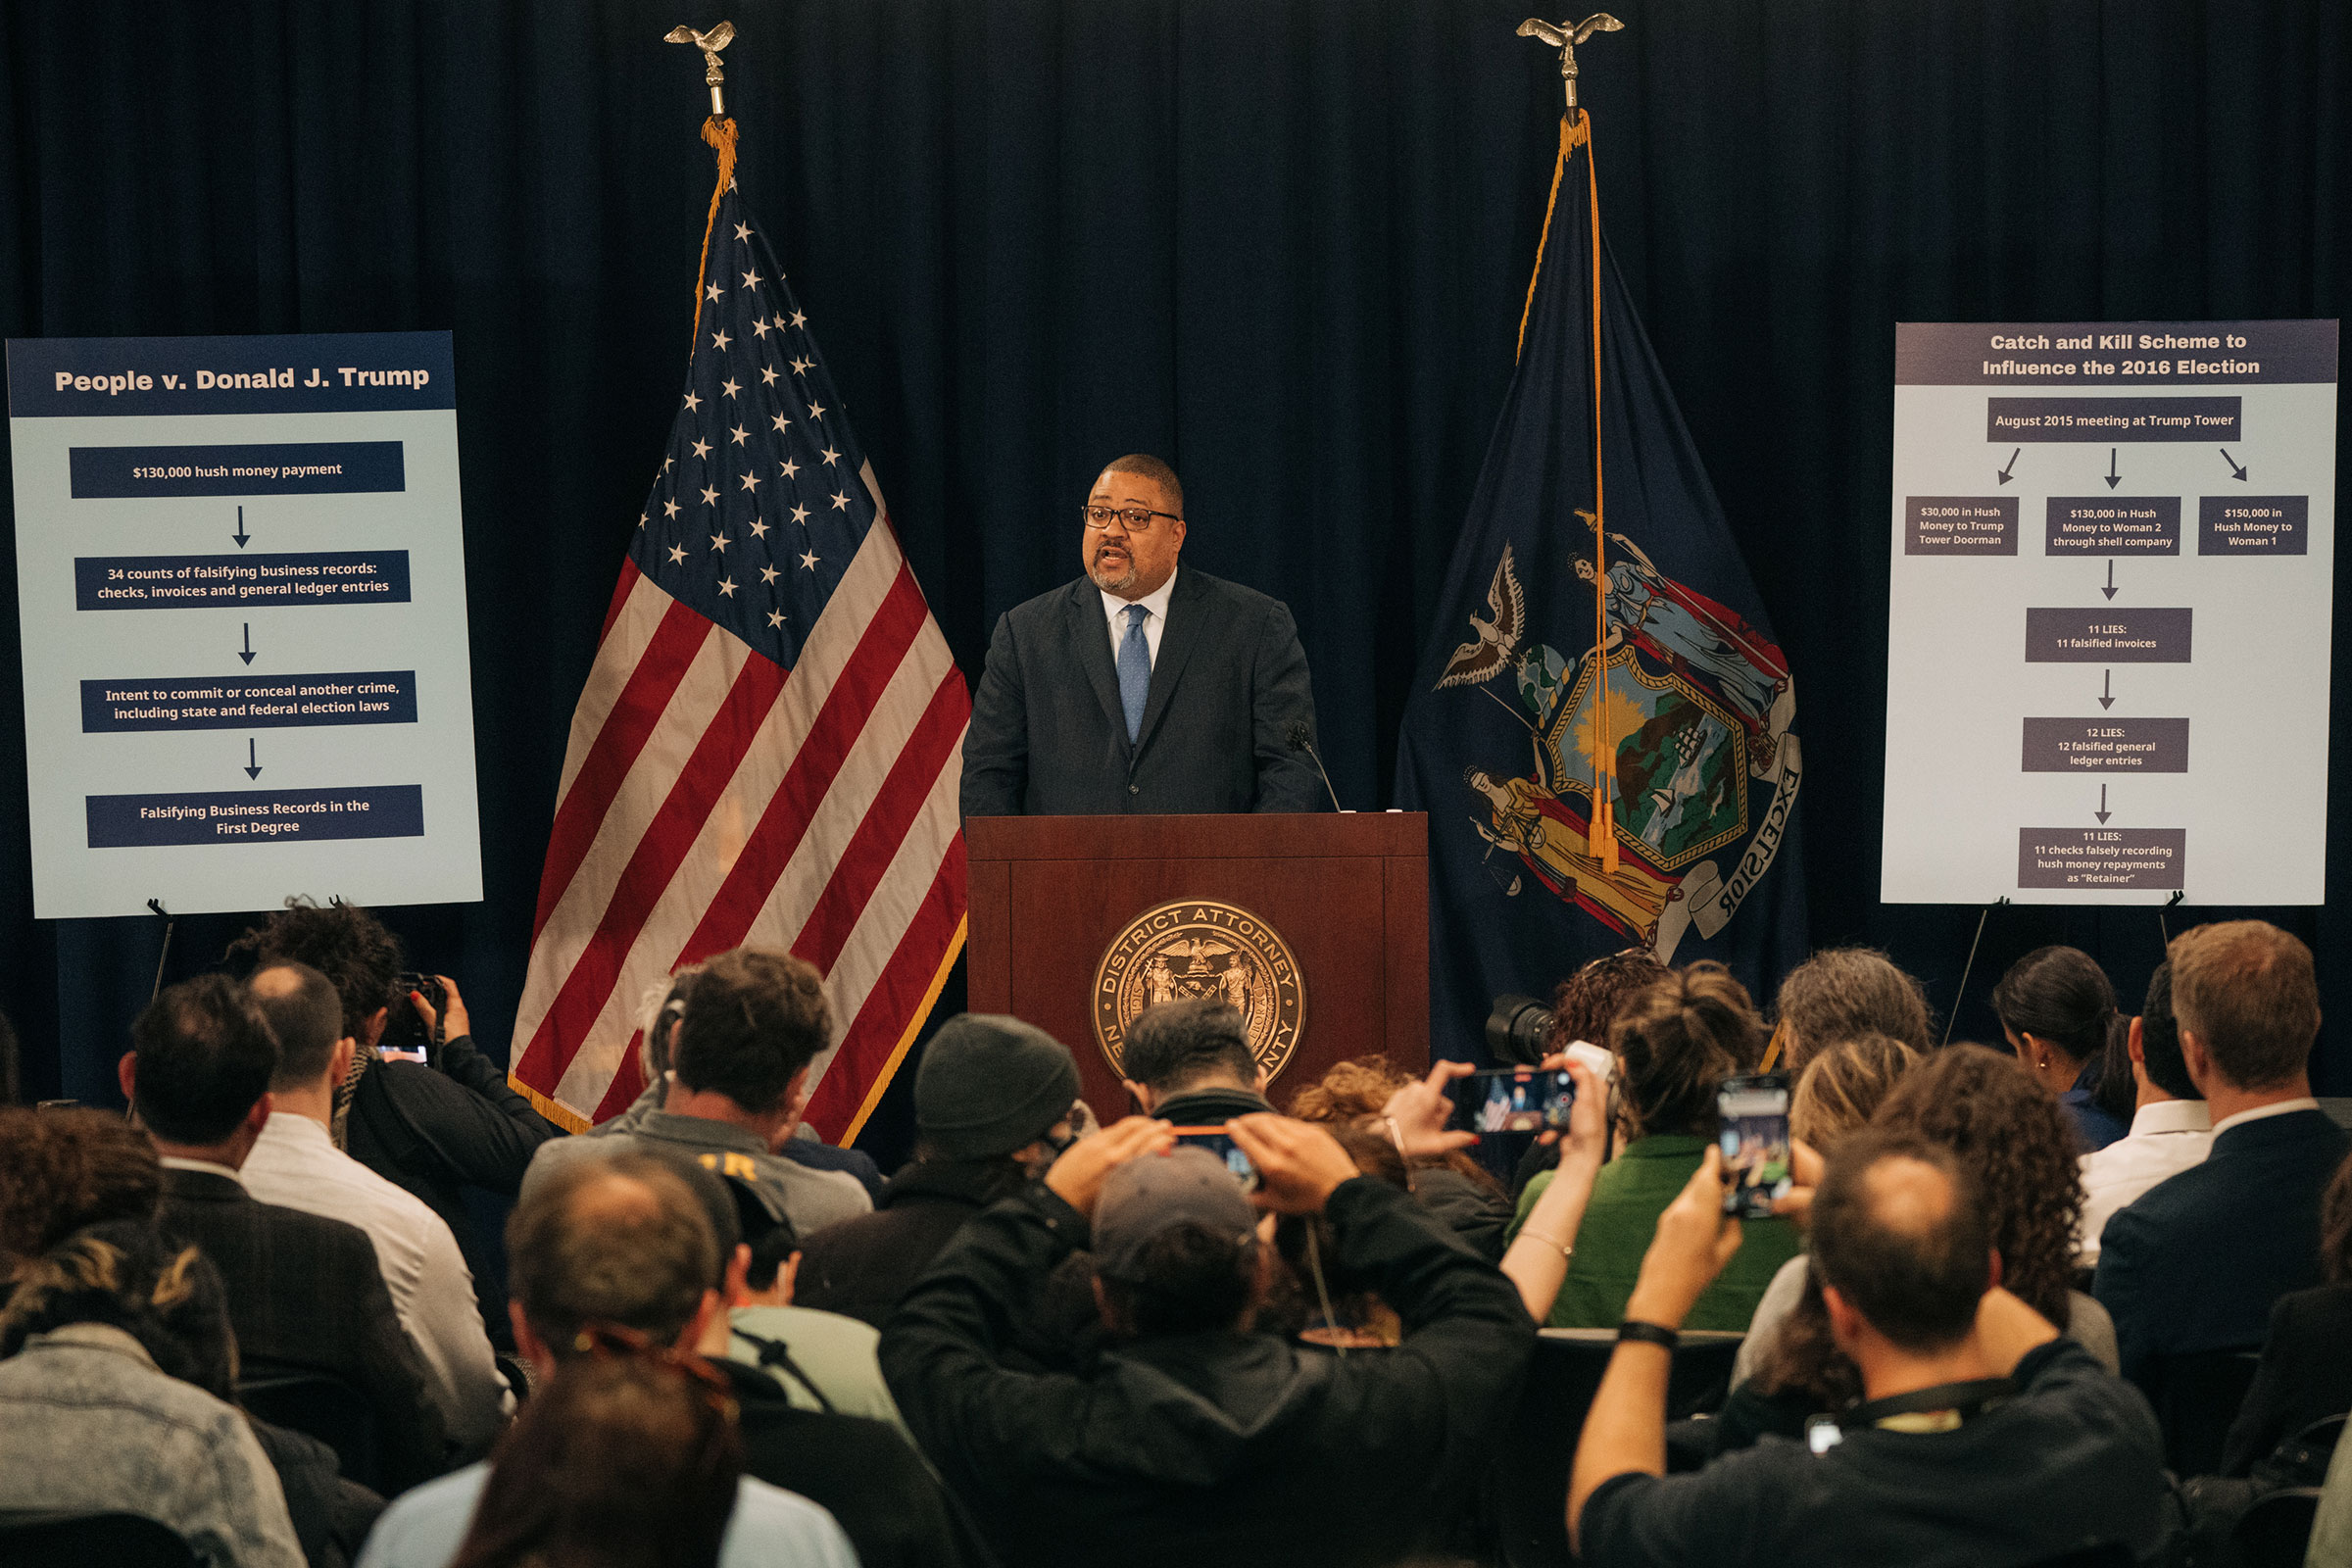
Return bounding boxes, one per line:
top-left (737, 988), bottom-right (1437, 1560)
top-left (128, 974), bottom-right (453, 1489)
top-left (2218, 1148), bottom-right (2352, 1476)
top-left (1549, 950), bottom-right (1673, 1053)
top-left (724, 1208), bottom-right (910, 1433)
top-left (1119, 997), bottom-right (1272, 1122)
top-left (239, 961), bottom-right (512, 1455)
top-left (797, 1011), bottom-right (1081, 1326)
top-left (524, 948), bottom-right (869, 1236)
top-left (1769, 947), bottom-right (1932, 1075)
top-left (1508, 963), bottom-right (1800, 1329)
top-left (0, 1103), bottom-right (162, 1273)
top-left (1568, 1136), bottom-right (2168, 1566)
top-left (0, 1223), bottom-right (306, 1568)
top-left (1287, 1053), bottom-right (1516, 1259)
top-left (228, 904), bottom-right (561, 1266)
top-left (1992, 944), bottom-right (2131, 1151)
top-left (881, 1114), bottom-right (1537, 1568)
top-left (2079, 960), bottom-right (2212, 1262)
top-left (2096, 921), bottom-right (2350, 1385)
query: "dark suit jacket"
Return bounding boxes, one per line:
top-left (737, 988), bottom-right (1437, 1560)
top-left (959, 566), bottom-right (1327, 816)
top-left (158, 1167), bottom-right (450, 1490)
top-left (2093, 1107), bottom-right (2351, 1387)
top-left (2219, 1283), bottom-right (2352, 1475)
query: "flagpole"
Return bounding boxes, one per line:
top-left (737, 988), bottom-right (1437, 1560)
top-left (665, 21), bottom-right (740, 347)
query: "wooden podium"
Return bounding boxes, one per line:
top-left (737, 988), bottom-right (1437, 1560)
top-left (965, 812), bottom-right (1429, 1122)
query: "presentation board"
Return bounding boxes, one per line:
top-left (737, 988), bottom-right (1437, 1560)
top-left (1883, 319), bottom-right (2338, 906)
top-left (7, 332), bottom-right (481, 918)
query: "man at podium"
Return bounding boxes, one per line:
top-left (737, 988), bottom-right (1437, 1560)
top-left (960, 454), bottom-right (1328, 815)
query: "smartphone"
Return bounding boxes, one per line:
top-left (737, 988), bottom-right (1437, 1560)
top-left (1466, 1066), bottom-right (1576, 1134)
top-left (1718, 1073), bottom-right (1793, 1218)
top-left (377, 970), bottom-right (444, 1063)
top-left (1168, 1127), bottom-right (1259, 1191)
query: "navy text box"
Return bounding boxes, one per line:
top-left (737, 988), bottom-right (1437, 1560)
top-left (82, 671), bottom-right (418, 732)
top-left (1986, 397), bottom-right (2241, 442)
top-left (2044, 497), bottom-right (2181, 555)
top-left (1905, 497), bottom-right (2018, 556)
top-left (2198, 496), bottom-right (2309, 556)
top-left (75, 552), bottom-right (410, 610)
top-left (70, 441), bottom-right (405, 499)
top-left (2018, 828), bottom-right (2186, 890)
top-left (87, 786), bottom-right (424, 848)
top-left (2025, 608), bottom-right (2193, 662)
top-left (2021, 717), bottom-right (2190, 772)
top-left (8, 332), bottom-right (455, 417)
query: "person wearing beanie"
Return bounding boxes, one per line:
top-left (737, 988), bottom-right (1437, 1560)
top-left (794, 1013), bottom-right (1089, 1329)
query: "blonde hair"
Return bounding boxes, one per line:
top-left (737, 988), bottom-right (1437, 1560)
top-left (1790, 1032), bottom-right (1918, 1154)
top-left (2170, 921), bottom-right (2320, 1091)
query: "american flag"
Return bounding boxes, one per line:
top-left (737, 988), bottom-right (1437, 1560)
top-left (512, 150), bottom-right (969, 1141)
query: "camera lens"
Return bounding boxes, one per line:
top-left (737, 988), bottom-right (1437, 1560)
top-left (1482, 993), bottom-right (1552, 1066)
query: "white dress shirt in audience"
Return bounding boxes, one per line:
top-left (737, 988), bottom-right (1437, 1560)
top-left (241, 1110), bottom-right (512, 1451)
top-left (2076, 1099), bottom-right (2213, 1263)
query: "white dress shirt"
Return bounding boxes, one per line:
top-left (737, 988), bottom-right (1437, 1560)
top-left (2076, 1098), bottom-right (2214, 1262)
top-left (240, 1111), bottom-right (511, 1450)
top-left (1101, 569), bottom-right (1178, 669)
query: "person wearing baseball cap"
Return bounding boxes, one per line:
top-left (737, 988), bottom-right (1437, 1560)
top-left (880, 1111), bottom-right (1537, 1568)
top-left (794, 1013), bottom-right (1089, 1328)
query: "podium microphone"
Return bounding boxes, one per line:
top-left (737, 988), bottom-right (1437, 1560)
top-left (1287, 721), bottom-right (1345, 812)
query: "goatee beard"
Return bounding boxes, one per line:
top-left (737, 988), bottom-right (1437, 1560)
top-left (1090, 555), bottom-right (1136, 593)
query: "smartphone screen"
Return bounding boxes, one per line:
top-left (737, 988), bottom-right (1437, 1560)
top-left (1168, 1127), bottom-right (1259, 1191)
top-left (377, 1047), bottom-right (429, 1064)
top-left (1466, 1067), bottom-right (1576, 1134)
top-left (1718, 1073), bottom-right (1792, 1218)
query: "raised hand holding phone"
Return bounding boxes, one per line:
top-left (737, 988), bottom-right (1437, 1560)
top-left (1224, 1114), bottom-right (1359, 1214)
top-left (1379, 1057), bottom-right (1478, 1157)
top-left (1045, 1115), bottom-right (1175, 1217)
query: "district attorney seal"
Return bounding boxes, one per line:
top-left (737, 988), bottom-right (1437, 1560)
top-left (1092, 898), bottom-right (1304, 1082)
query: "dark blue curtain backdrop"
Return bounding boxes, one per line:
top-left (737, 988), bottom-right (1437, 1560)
top-left (3, 1), bottom-right (2347, 1149)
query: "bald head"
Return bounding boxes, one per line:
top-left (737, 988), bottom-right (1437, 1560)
top-left (249, 961), bottom-right (346, 1091)
top-left (507, 1154), bottom-right (719, 1359)
top-left (1809, 1132), bottom-right (1990, 1351)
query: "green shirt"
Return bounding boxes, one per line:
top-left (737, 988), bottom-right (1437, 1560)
top-left (1508, 1134), bottom-right (1803, 1331)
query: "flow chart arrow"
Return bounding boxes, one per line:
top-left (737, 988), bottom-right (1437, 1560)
top-left (2098, 669), bottom-right (2114, 710)
top-left (1997, 448), bottom-right (2020, 486)
top-left (243, 738), bottom-right (262, 781)
top-left (2101, 561), bottom-right (2118, 601)
top-left (2104, 449), bottom-right (2121, 490)
top-left (2220, 447), bottom-right (2248, 481)
top-left (238, 623), bottom-right (256, 666)
top-left (2095, 784), bottom-right (2111, 824)
top-left (231, 506), bottom-right (250, 549)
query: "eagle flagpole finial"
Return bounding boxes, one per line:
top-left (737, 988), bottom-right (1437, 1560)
top-left (1515, 14), bottom-right (1623, 112)
top-left (664, 21), bottom-right (736, 117)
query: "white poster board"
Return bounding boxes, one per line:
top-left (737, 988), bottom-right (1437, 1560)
top-left (1883, 320), bottom-right (2337, 906)
top-left (7, 331), bottom-right (481, 917)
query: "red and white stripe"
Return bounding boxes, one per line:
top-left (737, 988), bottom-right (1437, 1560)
top-left (513, 463), bottom-right (968, 1139)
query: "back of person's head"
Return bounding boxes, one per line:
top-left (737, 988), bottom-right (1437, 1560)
top-left (2135, 960), bottom-right (2198, 1102)
top-left (1790, 1033), bottom-right (1918, 1155)
top-left (2168, 921), bottom-right (2321, 1092)
top-left (1549, 950), bottom-right (1672, 1050)
top-left (1772, 948), bottom-right (1933, 1073)
top-left (449, 1350), bottom-right (742, 1568)
top-left (1265, 1125), bottom-right (1409, 1343)
top-left (1872, 1044), bottom-right (2081, 1324)
top-left (247, 960), bottom-right (347, 1092)
top-left (913, 1012), bottom-right (1081, 1161)
top-left (226, 898), bottom-right (404, 1040)
top-left (1810, 1132), bottom-right (1992, 1352)
top-left (670, 948), bottom-right (830, 1116)
top-left (0, 1107), bottom-right (162, 1275)
top-left (0, 1220), bottom-right (238, 1396)
top-left (1092, 1146), bottom-right (1259, 1337)
top-left (1989, 946), bottom-right (2119, 1067)
top-left (1610, 962), bottom-right (1759, 1139)
top-left (508, 1154), bottom-right (720, 1359)
top-left (1120, 998), bottom-right (1256, 1096)
top-left (128, 975), bottom-right (278, 1145)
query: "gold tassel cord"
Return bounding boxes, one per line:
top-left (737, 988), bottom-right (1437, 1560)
top-left (1574, 109), bottom-right (1617, 874)
top-left (689, 116), bottom-right (740, 350)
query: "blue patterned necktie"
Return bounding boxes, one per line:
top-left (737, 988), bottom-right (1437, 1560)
top-left (1117, 603), bottom-right (1151, 744)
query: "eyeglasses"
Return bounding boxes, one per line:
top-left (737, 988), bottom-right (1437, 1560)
top-left (1083, 505), bottom-right (1182, 534)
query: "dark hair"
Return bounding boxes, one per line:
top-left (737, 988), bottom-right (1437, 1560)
top-left (449, 1351), bottom-right (741, 1568)
top-left (0, 1221), bottom-right (239, 1396)
top-left (742, 1212), bottom-right (802, 1295)
top-left (0, 1108), bottom-right (162, 1273)
top-left (225, 898), bottom-right (406, 1041)
top-left (671, 949), bottom-right (830, 1116)
top-left (2323, 1151), bottom-right (2352, 1287)
top-left (1610, 962), bottom-right (1760, 1139)
top-left (248, 961), bottom-right (346, 1091)
top-left (1098, 1221), bottom-right (1255, 1338)
top-left (2136, 961), bottom-right (2197, 1102)
top-left (2169, 921), bottom-right (2322, 1092)
top-left (1548, 950), bottom-right (1672, 1052)
top-left (1809, 1132), bottom-right (1990, 1352)
top-left (1989, 946), bottom-right (2118, 1069)
top-left (1102, 453), bottom-right (1184, 516)
top-left (508, 1154), bottom-right (719, 1357)
top-left (1122, 999), bottom-right (1257, 1096)
top-left (1263, 1125), bottom-right (1409, 1341)
top-left (129, 975), bottom-right (278, 1145)
top-left (1772, 948), bottom-right (1934, 1074)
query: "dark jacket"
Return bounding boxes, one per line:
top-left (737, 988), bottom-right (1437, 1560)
top-left (247, 1416), bottom-right (384, 1568)
top-left (1151, 1085), bottom-right (1274, 1126)
top-left (158, 1167), bottom-right (450, 1490)
top-left (959, 566), bottom-right (1327, 816)
top-left (1409, 1166), bottom-right (1515, 1263)
top-left (878, 1175), bottom-right (1537, 1568)
top-left (2221, 1283), bottom-right (2352, 1475)
top-left (796, 1159), bottom-right (1030, 1328)
top-left (716, 1357), bottom-right (992, 1568)
top-left (2094, 1106), bottom-right (2352, 1385)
